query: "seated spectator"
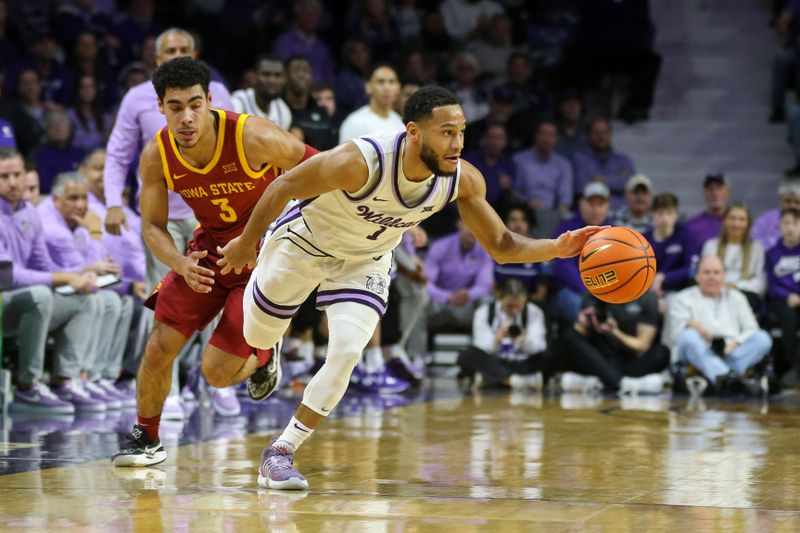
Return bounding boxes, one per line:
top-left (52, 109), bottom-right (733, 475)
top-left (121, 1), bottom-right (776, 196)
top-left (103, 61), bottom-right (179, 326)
top-left (554, 90), bottom-right (589, 159)
top-left (512, 119), bottom-right (574, 216)
top-left (334, 39), bottom-right (370, 117)
top-left (765, 208), bottom-right (800, 384)
top-left (312, 83), bottom-right (344, 127)
top-left (751, 178), bottom-right (800, 250)
top-left (685, 173), bottom-right (730, 256)
top-left (493, 204), bottom-right (548, 304)
top-left (612, 173), bottom-right (654, 234)
top-left (391, 0), bottom-right (422, 44)
top-left (701, 203), bottom-right (766, 310)
top-left (37, 172), bottom-right (133, 406)
top-left (457, 278), bottom-right (547, 390)
top-left (0, 148), bottom-right (99, 412)
top-left (231, 55), bottom-right (292, 131)
top-left (6, 32), bottom-right (76, 105)
top-left (497, 52), bottom-right (553, 118)
top-left (21, 163), bottom-right (42, 206)
top-left (0, 116), bottom-right (15, 149)
top-left (446, 52), bottom-right (489, 124)
top-left (572, 117), bottom-right (635, 209)
top-left (15, 68), bottom-right (48, 144)
top-left (0, 67), bottom-right (40, 158)
top-left (68, 74), bottom-right (112, 153)
top-left (33, 110), bottom-right (85, 194)
top-left (644, 193), bottom-right (695, 298)
top-left (338, 64), bottom-right (403, 143)
top-left (465, 85), bottom-right (534, 154)
top-left (663, 255), bottom-right (772, 396)
top-left (551, 182), bottom-right (611, 324)
top-left (419, 217), bottom-right (494, 337)
top-left (283, 55), bottom-right (337, 150)
top-left (351, 0), bottom-right (401, 63)
top-left (394, 79), bottom-right (420, 117)
top-left (272, 0), bottom-right (335, 85)
top-left (465, 13), bottom-right (514, 83)
top-left (462, 123), bottom-right (515, 213)
top-left (560, 291), bottom-right (670, 394)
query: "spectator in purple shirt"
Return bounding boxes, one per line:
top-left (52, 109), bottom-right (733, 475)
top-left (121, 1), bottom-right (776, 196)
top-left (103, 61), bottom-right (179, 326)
top-left (38, 172), bottom-right (134, 407)
top-left (67, 74), bottom-right (113, 153)
top-left (334, 39), bottom-right (370, 118)
top-left (513, 119), bottom-right (574, 216)
top-left (752, 178), bottom-right (800, 251)
top-left (493, 203), bottom-right (549, 305)
top-left (685, 172), bottom-right (730, 257)
top-left (6, 32), bottom-right (77, 106)
top-left (0, 148), bottom-right (100, 413)
top-left (554, 90), bottom-right (589, 159)
top-left (572, 117), bottom-right (635, 210)
top-left (644, 193), bottom-right (695, 300)
top-left (413, 218), bottom-right (494, 349)
top-left (551, 182), bottom-right (611, 323)
top-left (272, 0), bottom-right (336, 86)
top-left (765, 208), bottom-right (800, 384)
top-left (33, 110), bottom-right (85, 194)
top-left (462, 122), bottom-right (515, 212)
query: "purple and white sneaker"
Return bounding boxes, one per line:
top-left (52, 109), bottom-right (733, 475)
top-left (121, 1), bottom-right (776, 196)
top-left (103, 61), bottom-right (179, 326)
top-left (353, 368), bottom-right (410, 394)
top-left (258, 440), bottom-right (308, 490)
top-left (12, 383), bottom-right (75, 414)
top-left (162, 395), bottom-right (184, 421)
top-left (208, 386), bottom-right (241, 417)
top-left (84, 381), bottom-right (122, 410)
top-left (52, 380), bottom-right (106, 412)
top-left (102, 379), bottom-right (136, 409)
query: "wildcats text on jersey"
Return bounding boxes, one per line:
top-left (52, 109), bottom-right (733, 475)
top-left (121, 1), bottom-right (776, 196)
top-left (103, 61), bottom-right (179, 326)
top-left (355, 205), bottom-right (421, 229)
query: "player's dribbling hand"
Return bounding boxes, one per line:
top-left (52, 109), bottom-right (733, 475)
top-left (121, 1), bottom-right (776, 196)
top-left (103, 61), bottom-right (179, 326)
top-left (553, 226), bottom-right (609, 258)
top-left (178, 250), bottom-right (215, 293)
top-left (216, 236), bottom-right (256, 276)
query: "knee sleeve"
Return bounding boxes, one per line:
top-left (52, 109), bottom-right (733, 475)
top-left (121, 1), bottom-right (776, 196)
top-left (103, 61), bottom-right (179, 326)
top-left (301, 303), bottom-right (379, 416)
top-left (243, 309), bottom-right (289, 350)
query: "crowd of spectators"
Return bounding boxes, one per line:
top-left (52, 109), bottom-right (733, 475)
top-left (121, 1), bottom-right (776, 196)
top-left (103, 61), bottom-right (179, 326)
top-left (2, 0), bottom-right (798, 419)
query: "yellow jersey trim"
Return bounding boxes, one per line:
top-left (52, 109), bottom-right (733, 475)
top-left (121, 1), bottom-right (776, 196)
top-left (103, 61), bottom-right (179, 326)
top-left (167, 109), bottom-right (226, 174)
top-left (235, 114), bottom-right (271, 179)
top-left (156, 134), bottom-right (174, 191)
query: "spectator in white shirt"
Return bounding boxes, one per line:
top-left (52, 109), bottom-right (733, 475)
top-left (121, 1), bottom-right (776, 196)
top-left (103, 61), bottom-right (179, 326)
top-left (663, 255), bottom-right (772, 396)
top-left (338, 64), bottom-right (404, 143)
top-left (231, 54), bottom-right (292, 131)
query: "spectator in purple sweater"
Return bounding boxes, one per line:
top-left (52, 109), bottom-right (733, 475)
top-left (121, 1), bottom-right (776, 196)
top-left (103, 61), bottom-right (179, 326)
top-left (571, 117), bottom-right (635, 210)
top-left (0, 148), bottom-right (99, 413)
top-left (272, 0), bottom-right (335, 86)
top-left (752, 178), bottom-right (800, 251)
top-left (414, 218), bottom-right (494, 347)
top-left (551, 182), bottom-right (611, 323)
top-left (644, 193), bottom-right (695, 309)
top-left (33, 110), bottom-right (85, 194)
top-left (462, 122), bottom-right (515, 212)
top-left (685, 173), bottom-right (730, 257)
top-left (765, 208), bottom-right (800, 383)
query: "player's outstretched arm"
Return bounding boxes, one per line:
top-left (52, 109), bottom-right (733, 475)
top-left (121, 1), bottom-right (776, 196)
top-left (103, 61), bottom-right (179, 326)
top-left (216, 142), bottom-right (369, 275)
top-left (455, 160), bottom-right (605, 264)
top-left (139, 139), bottom-right (216, 293)
top-left (241, 115), bottom-right (314, 171)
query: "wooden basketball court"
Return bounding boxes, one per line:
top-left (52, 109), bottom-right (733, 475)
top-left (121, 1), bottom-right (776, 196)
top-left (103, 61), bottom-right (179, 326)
top-left (2, 383), bottom-right (800, 531)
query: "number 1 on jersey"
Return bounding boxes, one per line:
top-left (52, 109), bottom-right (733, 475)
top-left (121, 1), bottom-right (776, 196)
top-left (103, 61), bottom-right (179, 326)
top-left (366, 226), bottom-right (387, 240)
top-left (211, 198), bottom-right (238, 222)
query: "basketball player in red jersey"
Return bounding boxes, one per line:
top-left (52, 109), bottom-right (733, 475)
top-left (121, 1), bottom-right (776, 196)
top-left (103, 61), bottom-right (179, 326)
top-left (113, 57), bottom-right (317, 467)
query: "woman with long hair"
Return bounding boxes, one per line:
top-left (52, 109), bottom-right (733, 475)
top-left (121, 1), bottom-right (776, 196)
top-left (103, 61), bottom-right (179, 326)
top-left (701, 202), bottom-right (766, 311)
top-left (67, 74), bottom-right (111, 153)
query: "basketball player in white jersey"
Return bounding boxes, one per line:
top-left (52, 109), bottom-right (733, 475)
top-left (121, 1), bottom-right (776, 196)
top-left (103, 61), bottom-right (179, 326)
top-left (217, 86), bottom-right (604, 490)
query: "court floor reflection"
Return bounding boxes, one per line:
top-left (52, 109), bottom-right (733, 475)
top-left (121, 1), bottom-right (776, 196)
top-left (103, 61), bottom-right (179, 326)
top-left (2, 383), bottom-right (800, 530)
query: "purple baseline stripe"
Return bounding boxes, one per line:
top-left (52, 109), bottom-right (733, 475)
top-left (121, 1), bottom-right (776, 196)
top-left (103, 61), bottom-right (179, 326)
top-left (317, 292), bottom-right (387, 313)
top-left (345, 137), bottom-right (384, 202)
top-left (252, 284), bottom-right (300, 318)
top-left (315, 296), bottom-right (386, 317)
top-left (391, 131), bottom-right (439, 209)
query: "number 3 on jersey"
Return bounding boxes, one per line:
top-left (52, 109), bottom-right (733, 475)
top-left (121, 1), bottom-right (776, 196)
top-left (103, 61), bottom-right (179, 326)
top-left (211, 198), bottom-right (238, 222)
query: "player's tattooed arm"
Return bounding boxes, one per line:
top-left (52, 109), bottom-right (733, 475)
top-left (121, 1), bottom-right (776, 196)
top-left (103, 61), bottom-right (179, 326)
top-left (216, 142), bottom-right (369, 275)
top-left (139, 138), bottom-right (215, 293)
top-left (455, 161), bottom-right (604, 263)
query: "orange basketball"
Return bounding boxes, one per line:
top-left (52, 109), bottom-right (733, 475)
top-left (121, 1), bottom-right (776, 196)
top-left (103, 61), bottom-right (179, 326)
top-left (579, 226), bottom-right (657, 304)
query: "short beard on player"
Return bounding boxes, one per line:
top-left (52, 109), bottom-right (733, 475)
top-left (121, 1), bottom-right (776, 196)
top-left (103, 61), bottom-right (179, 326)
top-left (420, 143), bottom-right (456, 177)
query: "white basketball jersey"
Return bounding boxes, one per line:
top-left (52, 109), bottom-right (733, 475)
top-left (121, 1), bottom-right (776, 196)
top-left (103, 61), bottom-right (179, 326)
top-left (272, 130), bottom-right (460, 260)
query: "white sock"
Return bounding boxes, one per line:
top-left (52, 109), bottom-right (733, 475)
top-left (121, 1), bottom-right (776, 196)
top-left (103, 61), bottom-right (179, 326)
top-left (275, 416), bottom-right (314, 452)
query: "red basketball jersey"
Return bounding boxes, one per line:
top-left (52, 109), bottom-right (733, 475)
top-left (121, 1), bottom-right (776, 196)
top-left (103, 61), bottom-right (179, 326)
top-left (156, 109), bottom-right (281, 244)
